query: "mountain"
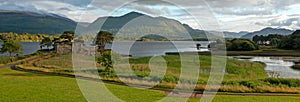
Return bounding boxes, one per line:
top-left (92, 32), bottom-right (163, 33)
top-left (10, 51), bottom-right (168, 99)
top-left (241, 27), bottom-right (294, 39)
top-left (80, 12), bottom-right (208, 39)
top-left (0, 10), bottom-right (77, 35)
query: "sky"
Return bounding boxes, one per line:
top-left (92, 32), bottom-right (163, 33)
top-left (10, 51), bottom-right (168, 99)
top-left (0, 0), bottom-right (300, 32)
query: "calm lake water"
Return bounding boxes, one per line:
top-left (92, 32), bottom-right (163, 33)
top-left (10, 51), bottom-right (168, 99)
top-left (233, 56), bottom-right (300, 79)
top-left (0, 42), bottom-right (42, 56)
top-left (109, 41), bottom-right (211, 57)
top-left (1, 41), bottom-right (210, 57)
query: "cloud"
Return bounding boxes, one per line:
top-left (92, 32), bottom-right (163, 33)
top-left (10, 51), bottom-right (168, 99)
top-left (207, 0), bottom-right (300, 16)
top-left (0, 0), bottom-right (300, 31)
top-left (255, 15), bottom-right (300, 30)
top-left (0, 0), bottom-right (97, 21)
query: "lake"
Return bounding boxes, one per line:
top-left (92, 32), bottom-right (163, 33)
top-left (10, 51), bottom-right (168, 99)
top-left (0, 42), bottom-right (42, 56)
top-left (109, 41), bottom-right (211, 57)
top-left (232, 56), bottom-right (300, 79)
top-left (1, 41), bottom-right (211, 57)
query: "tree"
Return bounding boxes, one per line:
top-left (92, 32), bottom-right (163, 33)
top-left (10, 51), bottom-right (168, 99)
top-left (278, 30), bottom-right (300, 50)
top-left (97, 51), bottom-right (121, 73)
top-left (227, 39), bottom-right (259, 51)
top-left (40, 37), bottom-right (53, 50)
top-left (95, 31), bottom-right (114, 52)
top-left (0, 40), bottom-right (23, 62)
top-left (60, 31), bottom-right (75, 43)
top-left (270, 38), bottom-right (280, 47)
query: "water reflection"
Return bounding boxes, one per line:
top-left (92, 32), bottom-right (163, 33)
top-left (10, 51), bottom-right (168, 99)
top-left (232, 56), bottom-right (300, 79)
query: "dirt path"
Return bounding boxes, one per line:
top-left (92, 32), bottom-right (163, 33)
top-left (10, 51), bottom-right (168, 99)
top-left (0, 53), bottom-right (48, 69)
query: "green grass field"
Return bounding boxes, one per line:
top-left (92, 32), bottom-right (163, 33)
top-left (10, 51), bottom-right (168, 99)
top-left (1, 68), bottom-right (300, 102)
top-left (31, 54), bottom-right (300, 93)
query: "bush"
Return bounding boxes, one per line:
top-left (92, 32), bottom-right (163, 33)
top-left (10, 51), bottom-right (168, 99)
top-left (96, 51), bottom-right (122, 73)
top-left (0, 56), bottom-right (11, 64)
top-left (263, 78), bottom-right (300, 87)
top-left (223, 80), bottom-right (260, 88)
top-left (162, 75), bottom-right (178, 83)
top-left (227, 39), bottom-right (259, 51)
top-left (239, 81), bottom-right (257, 88)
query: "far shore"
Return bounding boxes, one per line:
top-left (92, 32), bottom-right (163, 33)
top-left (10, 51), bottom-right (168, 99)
top-left (166, 49), bottom-right (300, 57)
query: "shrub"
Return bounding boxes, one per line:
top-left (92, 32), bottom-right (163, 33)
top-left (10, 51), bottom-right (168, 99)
top-left (227, 39), bottom-right (259, 51)
top-left (162, 75), bottom-right (178, 83)
top-left (263, 78), bottom-right (300, 87)
top-left (96, 51), bottom-right (122, 73)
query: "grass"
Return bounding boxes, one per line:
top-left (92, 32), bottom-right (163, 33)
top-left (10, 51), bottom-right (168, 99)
top-left (1, 68), bottom-right (300, 101)
top-left (177, 48), bottom-right (300, 57)
top-left (31, 54), bottom-right (300, 93)
top-left (34, 54), bottom-right (73, 72)
top-left (0, 56), bottom-right (12, 64)
top-left (0, 68), bottom-right (85, 102)
top-left (128, 55), bottom-right (267, 81)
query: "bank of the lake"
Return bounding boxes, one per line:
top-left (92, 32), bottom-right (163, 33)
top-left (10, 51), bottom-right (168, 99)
top-left (166, 50), bottom-right (300, 57)
top-left (232, 56), bottom-right (300, 79)
top-left (0, 42), bottom-right (45, 56)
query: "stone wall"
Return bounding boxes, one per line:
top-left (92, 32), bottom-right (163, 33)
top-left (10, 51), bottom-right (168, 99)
top-left (56, 44), bottom-right (72, 55)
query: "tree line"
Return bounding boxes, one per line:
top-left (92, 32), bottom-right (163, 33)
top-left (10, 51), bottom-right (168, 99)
top-left (0, 31), bottom-right (75, 62)
top-left (253, 34), bottom-right (283, 46)
top-left (277, 30), bottom-right (300, 50)
top-left (252, 30), bottom-right (300, 50)
top-left (0, 32), bottom-right (59, 42)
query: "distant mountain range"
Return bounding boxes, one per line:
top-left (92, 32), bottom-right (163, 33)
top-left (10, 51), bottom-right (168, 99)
top-left (0, 10), bottom-right (297, 39)
top-left (0, 10), bottom-right (76, 35)
top-left (241, 27), bottom-right (294, 39)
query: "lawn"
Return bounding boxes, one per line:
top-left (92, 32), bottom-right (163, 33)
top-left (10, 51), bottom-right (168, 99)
top-left (31, 54), bottom-right (300, 93)
top-left (1, 68), bottom-right (300, 102)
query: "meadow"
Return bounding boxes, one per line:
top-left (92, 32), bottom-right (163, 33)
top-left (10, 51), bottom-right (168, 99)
top-left (1, 68), bottom-right (300, 102)
top-left (30, 54), bottom-right (300, 93)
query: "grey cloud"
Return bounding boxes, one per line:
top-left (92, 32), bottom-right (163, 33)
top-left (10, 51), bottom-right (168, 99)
top-left (125, 4), bottom-right (171, 16)
top-left (255, 15), bottom-right (300, 30)
top-left (2, 0), bottom-right (300, 16)
top-left (59, 7), bottom-right (72, 11)
top-left (207, 0), bottom-right (300, 15)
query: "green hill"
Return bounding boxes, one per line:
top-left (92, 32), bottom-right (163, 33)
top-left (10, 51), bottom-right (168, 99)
top-left (80, 12), bottom-right (208, 40)
top-left (0, 10), bottom-right (77, 35)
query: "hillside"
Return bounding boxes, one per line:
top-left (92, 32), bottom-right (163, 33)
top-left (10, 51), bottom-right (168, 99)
top-left (241, 27), bottom-right (294, 39)
top-left (79, 12), bottom-right (208, 39)
top-left (0, 10), bottom-right (77, 35)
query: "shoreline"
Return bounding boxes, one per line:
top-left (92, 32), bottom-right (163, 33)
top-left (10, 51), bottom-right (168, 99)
top-left (166, 50), bottom-right (300, 57)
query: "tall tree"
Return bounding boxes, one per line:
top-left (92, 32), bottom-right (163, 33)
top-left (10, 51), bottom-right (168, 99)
top-left (0, 40), bottom-right (23, 62)
top-left (95, 31), bottom-right (114, 52)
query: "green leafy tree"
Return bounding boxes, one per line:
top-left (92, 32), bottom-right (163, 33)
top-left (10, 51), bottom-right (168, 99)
top-left (278, 30), bottom-right (300, 50)
top-left (0, 40), bottom-right (23, 62)
top-left (227, 39), bottom-right (259, 51)
top-left (40, 37), bottom-right (53, 50)
top-left (95, 31), bottom-right (114, 52)
top-left (270, 38), bottom-right (280, 47)
top-left (97, 51), bottom-right (121, 73)
top-left (60, 31), bottom-right (75, 42)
